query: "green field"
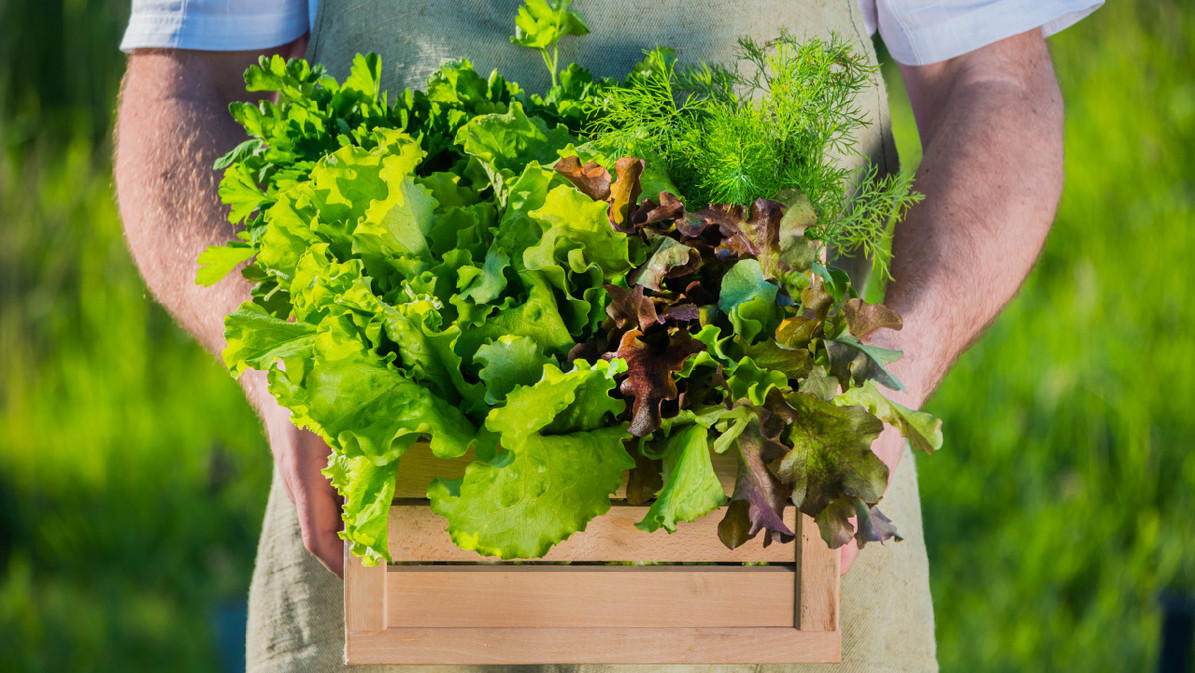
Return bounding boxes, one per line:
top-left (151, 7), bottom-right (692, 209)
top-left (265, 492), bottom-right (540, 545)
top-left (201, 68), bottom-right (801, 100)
top-left (1, 2), bottom-right (1192, 671)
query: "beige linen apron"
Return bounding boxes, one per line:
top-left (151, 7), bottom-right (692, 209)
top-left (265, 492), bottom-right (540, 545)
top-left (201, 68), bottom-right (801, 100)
top-left (246, 2), bottom-right (936, 671)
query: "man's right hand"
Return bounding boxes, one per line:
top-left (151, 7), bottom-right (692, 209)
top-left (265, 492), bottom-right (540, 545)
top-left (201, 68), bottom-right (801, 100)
top-left (113, 39), bottom-right (352, 577)
top-left (242, 370), bottom-right (346, 578)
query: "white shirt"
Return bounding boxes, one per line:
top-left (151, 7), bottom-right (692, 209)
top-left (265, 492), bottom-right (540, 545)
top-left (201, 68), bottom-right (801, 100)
top-left (120, 0), bottom-right (1101, 66)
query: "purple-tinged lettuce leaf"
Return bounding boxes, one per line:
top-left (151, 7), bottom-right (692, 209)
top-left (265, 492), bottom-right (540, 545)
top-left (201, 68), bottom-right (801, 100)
top-left (853, 499), bottom-right (901, 545)
top-left (608, 157), bottom-right (645, 232)
top-left (813, 496), bottom-right (902, 550)
top-left (607, 328), bottom-right (705, 437)
top-left (629, 191), bottom-right (685, 229)
top-left (842, 297), bottom-right (902, 339)
top-left (827, 333), bottom-right (906, 392)
top-left (776, 391), bottom-right (886, 530)
top-left (604, 283), bottom-right (662, 331)
top-left (629, 237), bottom-right (700, 291)
top-left (553, 155), bottom-right (611, 200)
top-left (626, 440), bottom-right (664, 506)
top-left (719, 422), bottom-right (794, 549)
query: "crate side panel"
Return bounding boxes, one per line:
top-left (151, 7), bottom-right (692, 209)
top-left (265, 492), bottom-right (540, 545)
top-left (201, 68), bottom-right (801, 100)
top-left (344, 547), bottom-right (386, 633)
top-left (796, 515), bottom-right (840, 632)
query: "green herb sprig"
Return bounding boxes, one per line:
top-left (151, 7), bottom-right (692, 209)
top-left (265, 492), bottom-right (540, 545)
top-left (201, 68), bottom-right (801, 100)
top-left (509, 0), bottom-right (589, 89)
top-left (586, 31), bottom-right (923, 279)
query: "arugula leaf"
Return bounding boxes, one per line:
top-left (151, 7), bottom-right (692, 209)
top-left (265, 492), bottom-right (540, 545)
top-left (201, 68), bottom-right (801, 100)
top-left (196, 243), bottom-right (256, 287)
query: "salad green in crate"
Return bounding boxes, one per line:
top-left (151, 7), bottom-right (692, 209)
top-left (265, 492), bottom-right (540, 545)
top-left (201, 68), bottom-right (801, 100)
top-left (198, 0), bottom-right (942, 566)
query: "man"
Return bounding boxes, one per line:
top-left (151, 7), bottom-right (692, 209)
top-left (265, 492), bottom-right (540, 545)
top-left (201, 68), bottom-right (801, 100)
top-left (114, 1), bottom-right (1100, 670)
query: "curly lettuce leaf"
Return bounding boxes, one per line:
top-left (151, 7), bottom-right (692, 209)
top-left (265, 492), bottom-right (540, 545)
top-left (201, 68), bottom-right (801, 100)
top-left (455, 102), bottom-right (573, 196)
top-left (475, 335), bottom-right (550, 405)
top-left (270, 315), bottom-right (475, 463)
top-left (835, 380), bottom-right (943, 455)
top-left (427, 362), bottom-right (632, 558)
top-left (222, 302), bottom-right (317, 379)
top-left (775, 391), bottom-right (887, 546)
top-left (636, 424), bottom-right (727, 533)
top-left (323, 452), bottom-right (397, 566)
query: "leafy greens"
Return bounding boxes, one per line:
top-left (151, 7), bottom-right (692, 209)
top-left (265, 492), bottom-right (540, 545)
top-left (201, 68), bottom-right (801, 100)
top-left (202, 4), bottom-right (941, 565)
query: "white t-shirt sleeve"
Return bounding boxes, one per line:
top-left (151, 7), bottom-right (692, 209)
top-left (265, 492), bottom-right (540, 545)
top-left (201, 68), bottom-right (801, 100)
top-left (119, 0), bottom-right (315, 53)
top-left (855, 0), bottom-right (1103, 66)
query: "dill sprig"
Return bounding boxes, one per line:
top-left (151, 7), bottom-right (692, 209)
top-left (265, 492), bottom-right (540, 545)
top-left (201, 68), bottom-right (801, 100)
top-left (585, 31), bottom-right (922, 279)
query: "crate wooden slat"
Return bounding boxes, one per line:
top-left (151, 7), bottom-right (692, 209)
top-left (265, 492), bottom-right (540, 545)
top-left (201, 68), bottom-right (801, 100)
top-left (345, 442), bottom-right (841, 665)
top-left (346, 626), bottom-right (841, 665)
top-left (386, 566), bottom-right (794, 628)
top-left (387, 502), bottom-right (797, 563)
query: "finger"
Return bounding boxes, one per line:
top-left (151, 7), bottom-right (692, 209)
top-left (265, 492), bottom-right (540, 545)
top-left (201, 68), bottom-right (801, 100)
top-left (291, 431), bottom-right (346, 578)
top-left (840, 539), bottom-right (860, 576)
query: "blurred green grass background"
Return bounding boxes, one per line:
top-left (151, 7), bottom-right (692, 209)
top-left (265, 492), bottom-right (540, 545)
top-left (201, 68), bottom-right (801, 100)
top-left (0, 2), bottom-right (1192, 671)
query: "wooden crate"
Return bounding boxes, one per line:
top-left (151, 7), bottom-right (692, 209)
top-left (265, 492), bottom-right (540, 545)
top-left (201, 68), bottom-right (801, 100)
top-left (344, 443), bottom-right (840, 665)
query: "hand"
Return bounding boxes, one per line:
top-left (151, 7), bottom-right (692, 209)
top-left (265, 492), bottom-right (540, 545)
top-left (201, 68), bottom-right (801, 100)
top-left (243, 371), bottom-right (346, 578)
top-left (839, 421), bottom-right (910, 576)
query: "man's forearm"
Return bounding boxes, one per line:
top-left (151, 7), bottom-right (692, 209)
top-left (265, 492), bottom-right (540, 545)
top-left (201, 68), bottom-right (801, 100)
top-left (874, 31), bottom-right (1064, 416)
top-left (114, 45), bottom-right (304, 358)
top-left (116, 59), bottom-right (248, 355)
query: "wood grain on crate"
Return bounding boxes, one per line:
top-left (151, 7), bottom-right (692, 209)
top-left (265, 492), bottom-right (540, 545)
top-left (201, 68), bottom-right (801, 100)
top-left (387, 502), bottom-right (797, 563)
top-left (346, 625), bottom-right (841, 665)
top-left (345, 442), bottom-right (842, 665)
top-left (798, 514), bottom-right (840, 632)
top-left (386, 566), bottom-right (794, 628)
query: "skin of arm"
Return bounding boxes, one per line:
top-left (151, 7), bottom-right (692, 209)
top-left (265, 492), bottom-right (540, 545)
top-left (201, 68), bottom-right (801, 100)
top-left (839, 28), bottom-right (1064, 574)
top-left (114, 39), bottom-right (348, 577)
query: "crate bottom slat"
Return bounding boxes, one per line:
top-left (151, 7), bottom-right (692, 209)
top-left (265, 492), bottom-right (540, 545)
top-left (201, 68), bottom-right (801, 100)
top-left (346, 626), bottom-right (841, 665)
top-left (385, 566), bottom-right (795, 629)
